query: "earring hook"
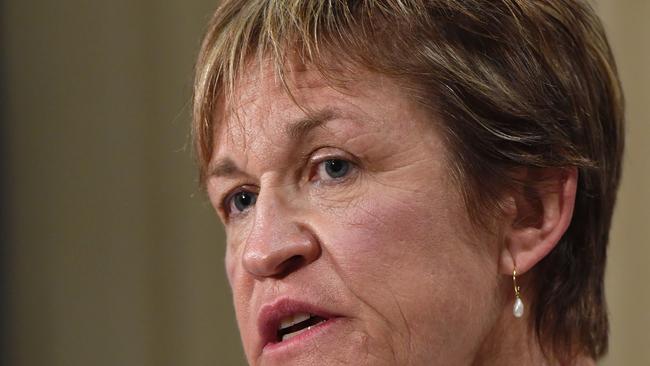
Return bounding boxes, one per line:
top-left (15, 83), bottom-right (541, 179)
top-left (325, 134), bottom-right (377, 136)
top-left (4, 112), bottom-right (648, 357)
top-left (513, 268), bottom-right (521, 298)
top-left (512, 267), bottom-right (524, 318)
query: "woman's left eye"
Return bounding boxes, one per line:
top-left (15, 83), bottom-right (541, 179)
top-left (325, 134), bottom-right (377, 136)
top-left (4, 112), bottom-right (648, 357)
top-left (315, 158), bottom-right (352, 181)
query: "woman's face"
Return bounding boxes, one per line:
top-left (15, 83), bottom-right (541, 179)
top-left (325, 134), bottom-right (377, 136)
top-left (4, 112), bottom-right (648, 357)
top-left (206, 64), bottom-right (504, 366)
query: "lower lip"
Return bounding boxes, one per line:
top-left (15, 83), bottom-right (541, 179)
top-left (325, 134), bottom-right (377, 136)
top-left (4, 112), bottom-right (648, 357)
top-left (262, 317), bottom-right (342, 357)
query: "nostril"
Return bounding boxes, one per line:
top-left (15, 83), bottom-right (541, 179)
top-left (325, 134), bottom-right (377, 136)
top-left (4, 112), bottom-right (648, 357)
top-left (274, 255), bottom-right (306, 278)
top-left (242, 224), bottom-right (321, 278)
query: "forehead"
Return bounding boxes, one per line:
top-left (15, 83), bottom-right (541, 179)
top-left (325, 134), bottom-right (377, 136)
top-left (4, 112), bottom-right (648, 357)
top-left (211, 59), bottom-right (419, 152)
top-left (223, 64), bottom-right (331, 138)
top-left (223, 61), bottom-right (364, 120)
top-left (212, 62), bottom-right (350, 152)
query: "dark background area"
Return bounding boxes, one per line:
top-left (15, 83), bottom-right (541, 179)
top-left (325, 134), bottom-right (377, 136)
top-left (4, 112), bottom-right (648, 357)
top-left (1, 0), bottom-right (8, 362)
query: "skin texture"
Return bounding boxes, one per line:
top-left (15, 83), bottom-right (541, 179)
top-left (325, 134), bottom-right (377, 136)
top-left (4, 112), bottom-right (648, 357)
top-left (205, 61), bottom-right (586, 365)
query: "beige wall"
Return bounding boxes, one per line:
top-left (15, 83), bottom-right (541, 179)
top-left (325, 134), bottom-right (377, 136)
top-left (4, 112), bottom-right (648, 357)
top-left (2, 0), bottom-right (245, 365)
top-left (1, 1), bottom-right (647, 365)
top-left (598, 1), bottom-right (650, 365)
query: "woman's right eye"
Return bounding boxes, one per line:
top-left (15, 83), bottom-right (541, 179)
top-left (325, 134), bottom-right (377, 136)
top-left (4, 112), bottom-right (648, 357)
top-left (225, 190), bottom-right (258, 215)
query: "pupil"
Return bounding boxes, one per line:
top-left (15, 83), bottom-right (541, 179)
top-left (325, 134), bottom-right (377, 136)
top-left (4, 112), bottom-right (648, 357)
top-left (325, 159), bottom-right (349, 178)
top-left (234, 192), bottom-right (256, 211)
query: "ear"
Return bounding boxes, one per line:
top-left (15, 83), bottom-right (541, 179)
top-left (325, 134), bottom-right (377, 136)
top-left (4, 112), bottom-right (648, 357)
top-left (499, 167), bottom-right (578, 275)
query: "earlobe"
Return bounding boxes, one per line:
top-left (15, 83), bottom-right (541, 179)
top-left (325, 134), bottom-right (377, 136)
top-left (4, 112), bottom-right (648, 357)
top-left (499, 167), bottom-right (578, 275)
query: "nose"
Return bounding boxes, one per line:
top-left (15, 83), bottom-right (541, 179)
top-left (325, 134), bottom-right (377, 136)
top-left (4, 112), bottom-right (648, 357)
top-left (241, 190), bottom-right (321, 279)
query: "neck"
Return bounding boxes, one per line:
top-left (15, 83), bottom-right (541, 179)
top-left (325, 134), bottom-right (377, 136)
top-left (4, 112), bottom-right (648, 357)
top-left (472, 293), bottom-right (596, 366)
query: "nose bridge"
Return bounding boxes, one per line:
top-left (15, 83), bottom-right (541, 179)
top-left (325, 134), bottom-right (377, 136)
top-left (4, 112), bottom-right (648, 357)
top-left (242, 184), bottom-right (320, 278)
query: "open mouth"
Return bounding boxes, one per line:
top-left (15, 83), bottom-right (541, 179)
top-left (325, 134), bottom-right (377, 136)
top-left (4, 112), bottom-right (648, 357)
top-left (276, 313), bottom-right (328, 342)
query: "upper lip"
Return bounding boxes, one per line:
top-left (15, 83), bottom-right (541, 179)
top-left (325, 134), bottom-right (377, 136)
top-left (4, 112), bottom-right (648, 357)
top-left (257, 298), bottom-right (340, 351)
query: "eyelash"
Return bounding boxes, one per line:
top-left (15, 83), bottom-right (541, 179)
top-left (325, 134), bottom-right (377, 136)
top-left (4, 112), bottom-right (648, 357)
top-left (220, 152), bottom-right (358, 220)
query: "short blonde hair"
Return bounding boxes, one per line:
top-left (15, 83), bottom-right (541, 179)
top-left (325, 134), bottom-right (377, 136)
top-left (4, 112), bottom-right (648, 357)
top-left (193, 1), bottom-right (624, 362)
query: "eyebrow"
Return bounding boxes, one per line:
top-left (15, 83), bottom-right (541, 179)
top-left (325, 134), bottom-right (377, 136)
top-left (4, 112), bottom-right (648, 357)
top-left (208, 157), bottom-right (241, 178)
top-left (285, 108), bottom-right (338, 140)
top-left (207, 108), bottom-right (340, 179)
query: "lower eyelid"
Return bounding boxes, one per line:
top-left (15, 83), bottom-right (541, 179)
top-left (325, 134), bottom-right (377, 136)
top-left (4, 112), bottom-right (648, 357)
top-left (225, 206), bottom-right (254, 222)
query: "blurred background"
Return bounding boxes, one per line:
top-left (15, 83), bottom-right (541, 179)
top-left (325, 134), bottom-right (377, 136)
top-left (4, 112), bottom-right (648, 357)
top-left (0, 0), bottom-right (648, 365)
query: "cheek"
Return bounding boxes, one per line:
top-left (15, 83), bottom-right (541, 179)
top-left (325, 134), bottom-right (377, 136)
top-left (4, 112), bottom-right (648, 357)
top-left (326, 183), bottom-right (465, 289)
top-left (224, 241), bottom-right (258, 353)
top-left (320, 183), bottom-right (501, 358)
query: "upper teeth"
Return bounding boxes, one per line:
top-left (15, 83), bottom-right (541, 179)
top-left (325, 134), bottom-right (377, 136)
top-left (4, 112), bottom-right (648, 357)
top-left (279, 313), bottom-right (311, 331)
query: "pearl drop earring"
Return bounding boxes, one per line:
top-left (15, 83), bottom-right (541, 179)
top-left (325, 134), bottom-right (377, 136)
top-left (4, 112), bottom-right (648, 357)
top-left (512, 268), bottom-right (524, 318)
